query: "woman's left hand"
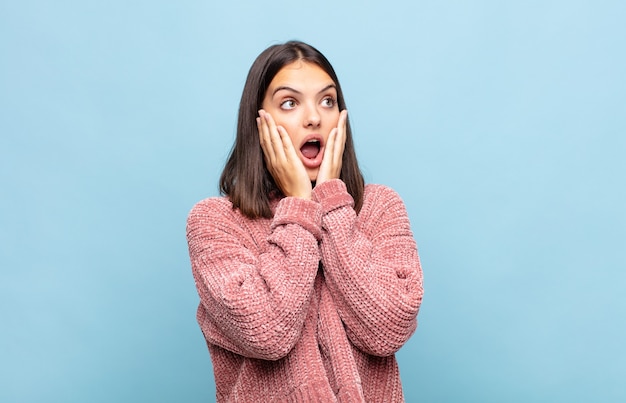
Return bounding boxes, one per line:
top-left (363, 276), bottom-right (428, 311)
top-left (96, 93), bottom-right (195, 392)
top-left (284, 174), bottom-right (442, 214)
top-left (316, 110), bottom-right (348, 186)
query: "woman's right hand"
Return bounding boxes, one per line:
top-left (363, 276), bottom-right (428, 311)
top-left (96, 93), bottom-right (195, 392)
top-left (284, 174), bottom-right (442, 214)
top-left (257, 110), bottom-right (312, 199)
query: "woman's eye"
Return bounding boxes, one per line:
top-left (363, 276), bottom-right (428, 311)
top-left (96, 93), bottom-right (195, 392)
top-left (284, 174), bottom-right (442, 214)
top-left (322, 97), bottom-right (336, 107)
top-left (280, 99), bottom-right (297, 110)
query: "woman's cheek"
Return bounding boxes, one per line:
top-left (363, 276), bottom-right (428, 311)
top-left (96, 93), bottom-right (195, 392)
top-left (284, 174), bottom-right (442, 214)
top-left (327, 110), bottom-right (340, 127)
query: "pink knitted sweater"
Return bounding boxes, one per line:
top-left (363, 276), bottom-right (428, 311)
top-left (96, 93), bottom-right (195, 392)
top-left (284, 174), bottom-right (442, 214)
top-left (186, 179), bottom-right (423, 402)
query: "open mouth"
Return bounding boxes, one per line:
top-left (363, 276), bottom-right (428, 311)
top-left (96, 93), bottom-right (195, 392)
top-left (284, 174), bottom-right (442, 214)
top-left (300, 139), bottom-right (321, 159)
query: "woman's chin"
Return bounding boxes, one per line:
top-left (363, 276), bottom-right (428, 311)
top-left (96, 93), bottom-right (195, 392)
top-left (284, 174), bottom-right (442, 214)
top-left (307, 169), bottom-right (319, 183)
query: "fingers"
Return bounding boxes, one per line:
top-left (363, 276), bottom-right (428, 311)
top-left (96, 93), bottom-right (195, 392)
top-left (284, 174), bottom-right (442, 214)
top-left (258, 110), bottom-right (282, 164)
top-left (257, 110), bottom-right (312, 198)
top-left (316, 110), bottom-right (348, 186)
top-left (257, 114), bottom-right (274, 165)
top-left (275, 125), bottom-right (298, 160)
top-left (331, 109), bottom-right (348, 166)
top-left (260, 110), bottom-right (299, 158)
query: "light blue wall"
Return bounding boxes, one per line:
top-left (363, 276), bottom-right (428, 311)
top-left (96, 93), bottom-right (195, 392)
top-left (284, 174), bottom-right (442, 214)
top-left (1, 1), bottom-right (624, 402)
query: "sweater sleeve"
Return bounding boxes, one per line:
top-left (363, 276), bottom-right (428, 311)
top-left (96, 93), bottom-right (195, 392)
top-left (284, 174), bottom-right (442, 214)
top-left (186, 196), bottom-right (322, 361)
top-left (312, 180), bottom-right (424, 357)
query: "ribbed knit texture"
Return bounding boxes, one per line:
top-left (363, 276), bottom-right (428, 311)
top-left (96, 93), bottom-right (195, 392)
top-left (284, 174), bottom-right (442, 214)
top-left (187, 179), bottom-right (423, 402)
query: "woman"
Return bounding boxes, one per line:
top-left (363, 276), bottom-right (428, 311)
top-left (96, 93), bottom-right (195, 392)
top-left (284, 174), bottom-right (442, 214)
top-left (186, 40), bottom-right (423, 402)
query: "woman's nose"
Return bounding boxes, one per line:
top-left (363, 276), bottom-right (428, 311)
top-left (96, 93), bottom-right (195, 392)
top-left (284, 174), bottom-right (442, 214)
top-left (304, 105), bottom-right (321, 128)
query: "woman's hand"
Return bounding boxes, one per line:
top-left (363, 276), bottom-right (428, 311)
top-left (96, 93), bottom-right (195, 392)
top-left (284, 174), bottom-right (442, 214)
top-left (316, 110), bottom-right (348, 186)
top-left (257, 110), bottom-right (312, 199)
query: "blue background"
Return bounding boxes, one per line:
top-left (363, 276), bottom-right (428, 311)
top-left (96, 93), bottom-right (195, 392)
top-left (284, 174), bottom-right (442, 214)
top-left (1, 1), bottom-right (624, 402)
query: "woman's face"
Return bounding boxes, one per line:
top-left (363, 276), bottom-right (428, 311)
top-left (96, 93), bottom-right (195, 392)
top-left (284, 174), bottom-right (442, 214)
top-left (262, 61), bottom-right (340, 182)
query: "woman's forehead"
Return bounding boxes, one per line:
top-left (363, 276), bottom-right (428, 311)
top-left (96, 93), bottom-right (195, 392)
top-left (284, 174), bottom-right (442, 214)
top-left (268, 61), bottom-right (335, 93)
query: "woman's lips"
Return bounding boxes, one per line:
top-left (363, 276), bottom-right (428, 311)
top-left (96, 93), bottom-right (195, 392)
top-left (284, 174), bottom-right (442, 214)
top-left (299, 135), bottom-right (324, 169)
top-left (300, 140), bottom-right (320, 159)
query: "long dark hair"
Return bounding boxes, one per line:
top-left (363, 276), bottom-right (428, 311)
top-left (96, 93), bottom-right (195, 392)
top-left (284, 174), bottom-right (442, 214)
top-left (220, 41), bottom-right (364, 218)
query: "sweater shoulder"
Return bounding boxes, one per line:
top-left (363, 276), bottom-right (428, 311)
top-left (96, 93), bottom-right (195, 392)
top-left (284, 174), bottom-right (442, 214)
top-left (186, 196), bottom-right (242, 228)
top-left (188, 196), bottom-right (233, 215)
top-left (363, 183), bottom-right (398, 196)
top-left (186, 196), bottom-right (267, 253)
top-left (362, 183), bottom-right (405, 208)
top-left (359, 184), bottom-right (410, 230)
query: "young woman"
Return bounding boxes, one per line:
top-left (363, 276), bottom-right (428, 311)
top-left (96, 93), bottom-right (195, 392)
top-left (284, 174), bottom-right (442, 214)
top-left (186, 41), bottom-right (424, 402)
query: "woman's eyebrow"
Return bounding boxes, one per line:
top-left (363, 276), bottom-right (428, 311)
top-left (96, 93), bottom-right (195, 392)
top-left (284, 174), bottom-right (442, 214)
top-left (317, 84), bottom-right (337, 95)
top-left (273, 86), bottom-right (301, 96)
top-left (272, 84), bottom-right (336, 97)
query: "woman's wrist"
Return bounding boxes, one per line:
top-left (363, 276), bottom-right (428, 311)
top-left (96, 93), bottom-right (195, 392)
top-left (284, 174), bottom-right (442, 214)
top-left (271, 196), bottom-right (323, 239)
top-left (312, 179), bottom-right (354, 213)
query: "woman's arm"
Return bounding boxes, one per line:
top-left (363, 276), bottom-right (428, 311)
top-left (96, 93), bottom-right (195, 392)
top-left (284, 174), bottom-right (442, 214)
top-left (313, 180), bottom-right (424, 357)
top-left (186, 196), bottom-right (322, 361)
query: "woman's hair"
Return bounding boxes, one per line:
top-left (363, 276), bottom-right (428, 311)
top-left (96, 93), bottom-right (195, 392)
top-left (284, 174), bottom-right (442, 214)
top-left (219, 40), bottom-right (364, 218)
